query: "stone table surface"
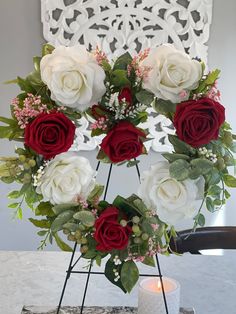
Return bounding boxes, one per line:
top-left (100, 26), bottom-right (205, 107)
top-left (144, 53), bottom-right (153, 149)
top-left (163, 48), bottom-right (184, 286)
top-left (0, 251), bottom-right (236, 314)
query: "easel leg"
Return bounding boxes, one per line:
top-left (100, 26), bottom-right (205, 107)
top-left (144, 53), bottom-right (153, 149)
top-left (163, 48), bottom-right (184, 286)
top-left (56, 242), bottom-right (78, 314)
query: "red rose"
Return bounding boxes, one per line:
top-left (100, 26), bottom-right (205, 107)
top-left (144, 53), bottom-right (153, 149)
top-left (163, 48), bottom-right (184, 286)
top-left (173, 97), bottom-right (225, 147)
top-left (118, 87), bottom-right (132, 104)
top-left (100, 121), bottom-right (146, 163)
top-left (94, 206), bottom-right (131, 252)
top-left (24, 112), bottom-right (76, 159)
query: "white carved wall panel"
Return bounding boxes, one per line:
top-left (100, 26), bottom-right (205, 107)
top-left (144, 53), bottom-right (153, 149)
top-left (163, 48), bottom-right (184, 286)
top-left (41, 0), bottom-right (213, 152)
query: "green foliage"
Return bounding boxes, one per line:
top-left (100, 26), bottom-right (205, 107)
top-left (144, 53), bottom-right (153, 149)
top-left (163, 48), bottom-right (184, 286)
top-left (153, 98), bottom-right (176, 115)
top-left (52, 203), bottom-right (78, 215)
top-left (54, 233), bottom-right (73, 252)
top-left (194, 212), bottom-right (205, 227)
top-left (142, 256), bottom-right (155, 267)
top-left (88, 185), bottom-right (104, 202)
top-left (162, 153), bottom-right (190, 163)
top-left (73, 210), bottom-right (96, 227)
top-left (168, 134), bottom-right (196, 155)
top-left (113, 195), bottom-right (144, 217)
top-left (113, 52), bottom-right (132, 71)
top-left (190, 158), bottom-right (213, 175)
top-left (120, 260), bottom-right (139, 293)
top-left (35, 202), bottom-right (55, 217)
top-left (110, 69), bottom-right (130, 87)
top-left (104, 259), bottom-right (127, 293)
top-left (192, 69), bottom-right (220, 95)
top-left (29, 218), bottom-right (51, 229)
top-left (223, 174), bottom-right (236, 187)
top-left (135, 90), bottom-right (154, 105)
top-left (50, 210), bottom-right (75, 233)
top-left (169, 159), bottom-right (190, 181)
top-left (42, 43), bottom-right (55, 56)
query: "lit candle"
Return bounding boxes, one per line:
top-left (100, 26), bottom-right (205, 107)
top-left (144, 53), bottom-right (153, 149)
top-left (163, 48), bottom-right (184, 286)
top-left (138, 277), bottom-right (180, 314)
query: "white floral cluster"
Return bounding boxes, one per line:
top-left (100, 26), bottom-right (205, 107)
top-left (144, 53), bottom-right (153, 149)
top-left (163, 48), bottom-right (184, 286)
top-left (106, 92), bottom-right (146, 120)
top-left (33, 161), bottom-right (49, 187)
top-left (198, 147), bottom-right (217, 163)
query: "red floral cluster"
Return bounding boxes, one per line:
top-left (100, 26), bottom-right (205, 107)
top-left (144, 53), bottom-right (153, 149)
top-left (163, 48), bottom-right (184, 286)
top-left (94, 206), bottom-right (131, 251)
top-left (174, 97), bottom-right (225, 147)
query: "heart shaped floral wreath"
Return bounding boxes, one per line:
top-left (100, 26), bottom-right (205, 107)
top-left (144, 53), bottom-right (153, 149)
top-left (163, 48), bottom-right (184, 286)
top-left (0, 44), bottom-right (235, 292)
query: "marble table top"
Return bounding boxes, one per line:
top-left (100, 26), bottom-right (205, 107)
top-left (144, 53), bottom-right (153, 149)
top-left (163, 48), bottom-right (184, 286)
top-left (21, 306), bottom-right (195, 314)
top-left (0, 251), bottom-right (236, 314)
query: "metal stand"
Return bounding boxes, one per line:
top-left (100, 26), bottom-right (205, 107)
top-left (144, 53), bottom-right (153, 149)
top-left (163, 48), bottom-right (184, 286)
top-left (56, 160), bottom-right (169, 314)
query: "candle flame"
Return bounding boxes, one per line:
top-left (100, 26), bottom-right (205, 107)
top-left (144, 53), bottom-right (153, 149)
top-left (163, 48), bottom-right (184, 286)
top-left (157, 280), bottom-right (162, 291)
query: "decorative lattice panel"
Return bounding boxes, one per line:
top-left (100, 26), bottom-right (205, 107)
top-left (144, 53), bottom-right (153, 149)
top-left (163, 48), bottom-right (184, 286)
top-left (41, 0), bottom-right (213, 152)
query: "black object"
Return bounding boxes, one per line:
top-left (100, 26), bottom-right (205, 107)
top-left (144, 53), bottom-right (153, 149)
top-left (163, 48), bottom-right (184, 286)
top-left (170, 226), bottom-right (236, 254)
top-left (56, 160), bottom-right (169, 314)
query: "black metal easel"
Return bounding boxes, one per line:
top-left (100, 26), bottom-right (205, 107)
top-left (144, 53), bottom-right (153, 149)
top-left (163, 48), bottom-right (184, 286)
top-left (56, 161), bottom-right (169, 314)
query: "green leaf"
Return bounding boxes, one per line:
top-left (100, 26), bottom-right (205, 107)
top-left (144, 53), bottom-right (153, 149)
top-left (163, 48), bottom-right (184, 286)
top-left (142, 256), bottom-right (155, 267)
top-left (110, 69), bottom-right (130, 87)
top-left (35, 202), bottom-right (55, 217)
top-left (113, 195), bottom-right (143, 218)
top-left (42, 43), bottom-right (55, 56)
top-left (0, 126), bottom-right (13, 139)
top-left (52, 204), bottom-right (78, 215)
top-left (54, 233), bottom-right (73, 252)
top-left (63, 223), bottom-right (79, 232)
top-left (154, 98), bottom-right (176, 114)
top-left (33, 56), bottom-right (41, 72)
top-left (73, 210), bottom-right (95, 227)
top-left (195, 213), bottom-right (205, 227)
top-left (104, 259), bottom-right (127, 293)
top-left (8, 190), bottom-right (20, 199)
top-left (17, 76), bottom-right (35, 93)
top-left (96, 255), bottom-right (102, 267)
top-left (121, 260), bottom-right (139, 293)
top-left (190, 158), bottom-right (213, 175)
top-left (113, 52), bottom-right (132, 70)
top-left (8, 202), bottom-right (19, 208)
top-left (141, 220), bottom-right (154, 235)
top-left (135, 90), bottom-right (154, 105)
top-left (1, 177), bottom-right (14, 184)
top-left (127, 159), bottom-right (140, 168)
top-left (206, 197), bottom-right (215, 212)
top-left (16, 207), bottom-right (23, 219)
top-left (37, 230), bottom-right (48, 236)
top-left (162, 153), bottom-right (190, 163)
top-left (223, 174), bottom-right (236, 187)
top-left (0, 116), bottom-right (17, 126)
top-left (50, 210), bottom-right (75, 233)
top-left (88, 185), bottom-right (104, 202)
top-left (169, 159), bottom-right (190, 181)
top-left (206, 169), bottom-right (221, 186)
top-left (98, 200), bottom-right (110, 210)
top-left (29, 218), bottom-right (51, 229)
top-left (225, 190), bottom-right (231, 199)
top-left (205, 69), bottom-right (221, 85)
top-left (168, 134), bottom-right (196, 155)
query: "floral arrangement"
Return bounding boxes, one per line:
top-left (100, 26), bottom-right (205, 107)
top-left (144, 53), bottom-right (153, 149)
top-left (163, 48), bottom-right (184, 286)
top-left (0, 43), bottom-right (236, 293)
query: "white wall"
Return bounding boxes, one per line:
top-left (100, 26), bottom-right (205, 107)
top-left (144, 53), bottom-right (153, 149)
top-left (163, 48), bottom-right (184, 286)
top-left (0, 0), bottom-right (236, 250)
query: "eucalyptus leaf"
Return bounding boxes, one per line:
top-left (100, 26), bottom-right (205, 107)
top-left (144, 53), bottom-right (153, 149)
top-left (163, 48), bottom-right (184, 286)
top-left (169, 159), bottom-right (190, 181)
top-left (190, 158), bottom-right (213, 175)
top-left (52, 203), bottom-right (78, 215)
top-left (135, 90), bottom-right (154, 105)
top-left (154, 98), bottom-right (176, 114)
top-left (35, 202), bottom-right (55, 217)
top-left (51, 210), bottom-right (75, 233)
top-left (168, 134), bottom-right (196, 155)
top-left (73, 210), bottom-right (95, 227)
top-left (121, 260), bottom-right (139, 293)
top-left (162, 153), bottom-right (190, 163)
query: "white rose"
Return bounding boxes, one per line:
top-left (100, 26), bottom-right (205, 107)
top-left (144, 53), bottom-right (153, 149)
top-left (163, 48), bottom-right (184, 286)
top-left (36, 152), bottom-right (96, 204)
top-left (138, 161), bottom-right (204, 225)
top-left (40, 45), bottom-right (106, 111)
top-left (141, 44), bottom-right (202, 103)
